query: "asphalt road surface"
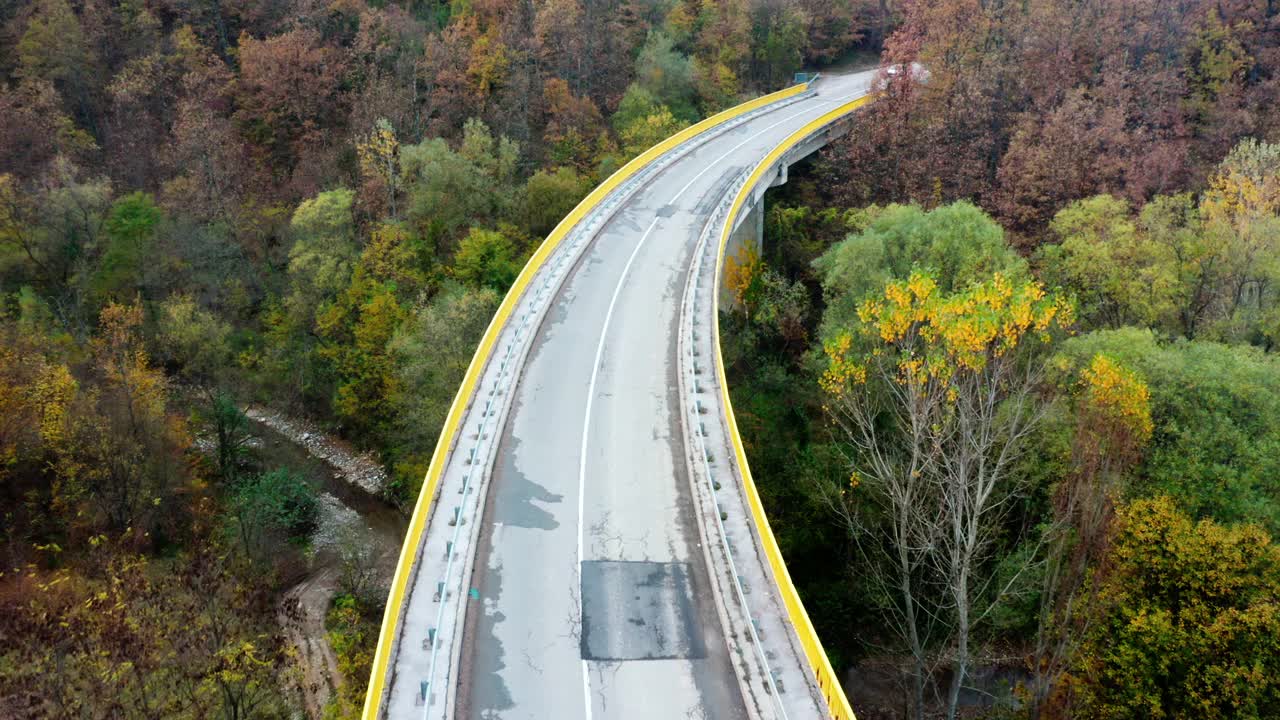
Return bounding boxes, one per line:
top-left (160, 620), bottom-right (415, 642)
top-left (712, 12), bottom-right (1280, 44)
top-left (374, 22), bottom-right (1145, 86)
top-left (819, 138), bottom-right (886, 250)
top-left (454, 71), bottom-right (876, 720)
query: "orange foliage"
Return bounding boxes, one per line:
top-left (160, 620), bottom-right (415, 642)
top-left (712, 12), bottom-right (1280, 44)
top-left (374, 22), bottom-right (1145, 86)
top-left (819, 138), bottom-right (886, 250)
top-left (723, 243), bottom-right (761, 308)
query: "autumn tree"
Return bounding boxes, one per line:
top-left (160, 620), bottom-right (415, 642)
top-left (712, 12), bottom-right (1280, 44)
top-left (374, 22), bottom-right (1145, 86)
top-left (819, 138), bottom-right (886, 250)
top-left (995, 90), bottom-right (1129, 235)
top-left (1030, 354), bottom-right (1153, 717)
top-left (1198, 137), bottom-right (1280, 344)
top-left (1070, 497), bottom-right (1280, 720)
top-left (16, 0), bottom-right (101, 134)
top-left (0, 317), bottom-right (73, 489)
top-left (357, 118), bottom-right (402, 218)
top-left (541, 78), bottom-right (605, 170)
top-left (820, 271), bottom-right (1073, 720)
top-left (827, 0), bottom-right (1280, 230)
top-left (0, 80), bottom-right (95, 180)
top-left (0, 545), bottom-right (294, 718)
top-left (26, 302), bottom-right (184, 535)
top-left (723, 243), bottom-right (762, 312)
top-left (234, 29), bottom-right (347, 175)
top-left (154, 294), bottom-right (246, 483)
top-left (691, 0), bottom-right (751, 108)
top-left (533, 0), bottom-right (587, 92)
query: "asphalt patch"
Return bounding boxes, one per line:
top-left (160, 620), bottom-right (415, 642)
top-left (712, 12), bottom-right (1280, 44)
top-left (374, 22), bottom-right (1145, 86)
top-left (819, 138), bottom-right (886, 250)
top-left (580, 560), bottom-right (708, 661)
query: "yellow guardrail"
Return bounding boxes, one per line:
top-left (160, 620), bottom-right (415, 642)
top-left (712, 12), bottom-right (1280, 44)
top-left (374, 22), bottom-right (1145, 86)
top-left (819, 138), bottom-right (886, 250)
top-left (712, 93), bottom-right (873, 720)
top-left (363, 80), bottom-right (814, 720)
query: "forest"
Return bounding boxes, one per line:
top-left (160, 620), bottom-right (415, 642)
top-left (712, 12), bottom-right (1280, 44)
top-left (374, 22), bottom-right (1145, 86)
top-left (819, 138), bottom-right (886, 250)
top-left (0, 0), bottom-right (1277, 717)
top-left (722, 1), bottom-right (1280, 718)
top-left (0, 0), bottom-right (876, 716)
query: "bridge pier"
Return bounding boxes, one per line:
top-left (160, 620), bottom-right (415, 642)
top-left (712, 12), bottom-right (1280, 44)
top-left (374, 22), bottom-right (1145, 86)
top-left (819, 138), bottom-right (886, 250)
top-left (718, 111), bottom-right (856, 310)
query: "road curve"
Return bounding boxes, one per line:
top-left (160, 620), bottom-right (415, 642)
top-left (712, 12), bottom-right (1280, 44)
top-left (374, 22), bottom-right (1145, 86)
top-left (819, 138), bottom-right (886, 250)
top-left (373, 70), bottom-right (876, 720)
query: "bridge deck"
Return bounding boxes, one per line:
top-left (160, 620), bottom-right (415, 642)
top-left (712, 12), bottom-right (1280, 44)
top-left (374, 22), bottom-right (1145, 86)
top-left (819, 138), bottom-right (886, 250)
top-left (381, 71), bottom-right (875, 720)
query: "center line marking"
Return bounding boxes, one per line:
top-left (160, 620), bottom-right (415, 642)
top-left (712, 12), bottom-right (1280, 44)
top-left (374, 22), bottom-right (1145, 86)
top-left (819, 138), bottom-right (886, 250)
top-left (571, 84), bottom-right (866, 720)
top-left (577, 215), bottom-right (660, 720)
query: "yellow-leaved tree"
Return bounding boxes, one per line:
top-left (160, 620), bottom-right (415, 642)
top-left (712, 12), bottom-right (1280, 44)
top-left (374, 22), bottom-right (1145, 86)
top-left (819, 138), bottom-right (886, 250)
top-left (819, 270), bottom-right (1073, 720)
top-left (357, 118), bottom-right (401, 218)
top-left (722, 243), bottom-right (761, 314)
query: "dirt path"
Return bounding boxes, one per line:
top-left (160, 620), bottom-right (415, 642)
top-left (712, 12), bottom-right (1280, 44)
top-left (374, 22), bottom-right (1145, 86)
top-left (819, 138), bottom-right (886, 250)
top-left (279, 565), bottom-right (343, 717)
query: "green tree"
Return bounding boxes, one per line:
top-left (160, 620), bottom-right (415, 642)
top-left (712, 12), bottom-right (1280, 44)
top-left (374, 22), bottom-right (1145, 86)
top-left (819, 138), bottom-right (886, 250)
top-left (815, 201), bottom-right (1027, 339)
top-left (1039, 194), bottom-right (1172, 330)
top-left (1041, 173), bottom-right (1280, 343)
top-left (153, 293), bottom-right (233, 390)
top-left (1059, 328), bottom-right (1280, 531)
top-left (633, 31), bottom-right (697, 121)
top-left (315, 268), bottom-right (408, 441)
top-left (1137, 193), bottom-right (1215, 339)
top-left (287, 188), bottom-right (358, 300)
top-left (452, 227), bottom-right (520, 291)
top-left (228, 468), bottom-right (318, 562)
top-left (610, 82), bottom-right (685, 158)
top-left (519, 167), bottom-right (591, 238)
top-left (389, 284), bottom-right (498, 498)
top-left (205, 391), bottom-right (252, 485)
top-left (401, 120), bottom-right (520, 248)
top-left (751, 3), bottom-right (807, 88)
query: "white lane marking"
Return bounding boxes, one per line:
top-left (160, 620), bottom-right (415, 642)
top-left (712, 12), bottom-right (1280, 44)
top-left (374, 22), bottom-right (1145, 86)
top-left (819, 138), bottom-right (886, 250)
top-left (570, 86), bottom-right (866, 720)
top-left (671, 98), bottom-right (847, 201)
top-left (577, 215), bottom-right (662, 720)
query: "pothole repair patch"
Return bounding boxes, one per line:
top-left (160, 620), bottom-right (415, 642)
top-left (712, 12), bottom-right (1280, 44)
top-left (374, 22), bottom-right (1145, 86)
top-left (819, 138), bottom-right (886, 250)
top-left (580, 560), bottom-right (707, 661)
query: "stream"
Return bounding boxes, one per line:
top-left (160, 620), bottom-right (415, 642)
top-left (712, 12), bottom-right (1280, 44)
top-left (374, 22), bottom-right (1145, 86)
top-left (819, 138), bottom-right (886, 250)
top-left (245, 416), bottom-right (407, 718)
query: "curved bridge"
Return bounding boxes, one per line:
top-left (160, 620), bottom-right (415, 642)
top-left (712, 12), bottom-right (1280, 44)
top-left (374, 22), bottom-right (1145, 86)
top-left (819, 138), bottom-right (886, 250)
top-left (365, 70), bottom-right (877, 720)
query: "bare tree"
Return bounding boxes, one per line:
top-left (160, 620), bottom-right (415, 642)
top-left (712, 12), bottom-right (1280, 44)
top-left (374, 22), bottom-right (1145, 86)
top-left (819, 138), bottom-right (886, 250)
top-left (1029, 355), bottom-right (1151, 718)
top-left (818, 322), bottom-right (946, 720)
top-left (336, 521), bottom-right (383, 607)
top-left (927, 339), bottom-right (1054, 720)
